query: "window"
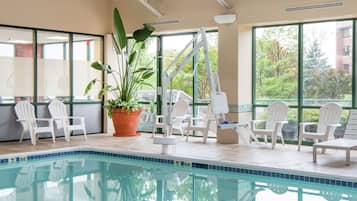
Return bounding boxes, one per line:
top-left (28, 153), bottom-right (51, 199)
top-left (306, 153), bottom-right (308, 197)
top-left (163, 34), bottom-right (194, 104)
top-left (0, 44), bottom-right (14, 57)
top-left (303, 21), bottom-right (352, 107)
top-left (253, 20), bottom-right (355, 143)
top-left (343, 45), bottom-right (352, 56)
top-left (73, 34), bottom-right (103, 102)
top-left (37, 31), bottom-right (70, 102)
top-left (254, 25), bottom-right (299, 140)
top-left (0, 27), bottom-right (34, 103)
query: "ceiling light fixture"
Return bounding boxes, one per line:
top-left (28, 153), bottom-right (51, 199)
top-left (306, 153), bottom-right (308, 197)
top-left (286, 1), bottom-right (343, 12)
top-left (138, 0), bottom-right (162, 17)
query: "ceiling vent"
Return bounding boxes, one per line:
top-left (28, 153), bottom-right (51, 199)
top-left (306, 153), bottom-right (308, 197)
top-left (286, 1), bottom-right (344, 12)
top-left (216, 0), bottom-right (233, 9)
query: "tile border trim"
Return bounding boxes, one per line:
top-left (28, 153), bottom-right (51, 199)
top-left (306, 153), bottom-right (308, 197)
top-left (0, 148), bottom-right (356, 189)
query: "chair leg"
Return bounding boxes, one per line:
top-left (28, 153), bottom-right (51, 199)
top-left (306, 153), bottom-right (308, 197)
top-left (179, 128), bottom-right (184, 136)
top-left (271, 134), bottom-right (277, 149)
top-left (152, 126), bottom-right (156, 138)
top-left (19, 130), bottom-right (25, 143)
top-left (30, 130), bottom-right (36, 146)
top-left (297, 134), bottom-right (303, 151)
top-left (83, 127), bottom-right (87, 141)
top-left (51, 130), bottom-right (56, 144)
top-left (64, 128), bottom-right (70, 142)
top-left (281, 136), bottom-right (285, 146)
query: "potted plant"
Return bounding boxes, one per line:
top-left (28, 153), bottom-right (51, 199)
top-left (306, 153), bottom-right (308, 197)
top-left (85, 8), bottom-right (155, 137)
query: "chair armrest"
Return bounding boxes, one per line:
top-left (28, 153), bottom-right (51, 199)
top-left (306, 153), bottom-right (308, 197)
top-left (275, 120), bottom-right (288, 125)
top-left (251, 120), bottom-right (266, 123)
top-left (299, 122), bottom-right (317, 126)
top-left (327, 123), bottom-right (341, 128)
top-left (34, 118), bottom-right (53, 123)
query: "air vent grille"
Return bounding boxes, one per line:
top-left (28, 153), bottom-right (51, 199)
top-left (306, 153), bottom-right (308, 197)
top-left (286, 1), bottom-right (343, 12)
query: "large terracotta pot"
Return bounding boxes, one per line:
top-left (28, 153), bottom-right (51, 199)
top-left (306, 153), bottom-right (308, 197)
top-left (111, 108), bottom-right (142, 137)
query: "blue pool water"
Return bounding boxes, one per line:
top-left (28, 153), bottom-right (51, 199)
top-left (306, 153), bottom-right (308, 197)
top-left (0, 152), bottom-right (355, 201)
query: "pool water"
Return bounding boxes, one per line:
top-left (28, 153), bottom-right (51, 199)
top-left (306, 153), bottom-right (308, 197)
top-left (0, 153), bottom-right (355, 201)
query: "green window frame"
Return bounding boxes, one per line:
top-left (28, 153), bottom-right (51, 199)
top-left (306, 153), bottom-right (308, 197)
top-left (252, 18), bottom-right (357, 145)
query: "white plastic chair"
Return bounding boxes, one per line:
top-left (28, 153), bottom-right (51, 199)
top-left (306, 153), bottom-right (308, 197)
top-left (344, 109), bottom-right (357, 139)
top-left (251, 101), bottom-right (289, 149)
top-left (48, 99), bottom-right (87, 141)
top-left (15, 101), bottom-right (55, 145)
top-left (152, 99), bottom-right (190, 137)
top-left (298, 103), bottom-right (342, 151)
top-left (185, 105), bottom-right (216, 143)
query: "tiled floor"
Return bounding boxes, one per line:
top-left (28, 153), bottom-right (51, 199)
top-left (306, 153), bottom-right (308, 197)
top-left (1, 134), bottom-right (356, 181)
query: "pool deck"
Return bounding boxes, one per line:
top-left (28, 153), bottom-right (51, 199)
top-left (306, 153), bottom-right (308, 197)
top-left (1, 134), bottom-right (357, 181)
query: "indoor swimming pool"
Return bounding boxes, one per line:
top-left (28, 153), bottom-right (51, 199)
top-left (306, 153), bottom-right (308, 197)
top-left (0, 150), bottom-right (355, 201)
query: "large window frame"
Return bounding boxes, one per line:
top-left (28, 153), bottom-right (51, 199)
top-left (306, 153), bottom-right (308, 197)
top-left (0, 24), bottom-right (105, 135)
top-left (137, 30), bottom-right (218, 135)
top-left (252, 19), bottom-right (357, 144)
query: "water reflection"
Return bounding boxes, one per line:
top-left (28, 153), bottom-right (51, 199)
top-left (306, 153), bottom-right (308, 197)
top-left (0, 155), bottom-right (355, 201)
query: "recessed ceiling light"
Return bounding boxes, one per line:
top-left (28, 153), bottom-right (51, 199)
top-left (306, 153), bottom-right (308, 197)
top-left (48, 36), bottom-right (68, 40)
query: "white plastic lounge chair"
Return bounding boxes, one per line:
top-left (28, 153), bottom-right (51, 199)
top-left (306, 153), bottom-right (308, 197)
top-left (298, 103), bottom-right (342, 151)
top-left (185, 105), bottom-right (216, 143)
top-left (15, 165), bottom-right (36, 191)
top-left (49, 160), bottom-right (68, 182)
top-left (48, 99), bottom-right (87, 141)
top-left (313, 109), bottom-right (357, 165)
top-left (15, 101), bottom-right (55, 145)
top-left (152, 98), bottom-right (190, 137)
top-left (251, 101), bottom-right (289, 149)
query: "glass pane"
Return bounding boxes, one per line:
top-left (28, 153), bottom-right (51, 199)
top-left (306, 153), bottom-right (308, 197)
top-left (0, 27), bottom-right (33, 103)
top-left (302, 108), bottom-right (348, 138)
top-left (303, 21), bottom-right (353, 107)
top-left (255, 107), bottom-right (298, 141)
top-left (197, 32), bottom-right (219, 102)
top-left (73, 34), bottom-right (103, 102)
top-left (37, 31), bottom-right (70, 102)
top-left (131, 37), bottom-right (158, 103)
top-left (162, 34), bottom-right (193, 104)
top-left (255, 26), bottom-right (299, 106)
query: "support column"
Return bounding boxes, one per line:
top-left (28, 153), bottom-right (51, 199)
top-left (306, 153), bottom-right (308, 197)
top-left (218, 22), bottom-right (239, 122)
top-left (238, 25), bottom-right (253, 123)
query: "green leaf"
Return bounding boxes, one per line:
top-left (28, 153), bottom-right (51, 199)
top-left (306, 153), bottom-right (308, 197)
top-left (113, 8), bottom-right (127, 50)
top-left (142, 71), bottom-right (154, 79)
top-left (98, 89), bottom-right (105, 99)
top-left (133, 67), bottom-right (151, 73)
top-left (111, 33), bottom-right (120, 54)
top-left (133, 24), bottom-right (155, 42)
top-left (128, 51), bottom-right (137, 65)
top-left (84, 79), bottom-right (96, 95)
top-left (91, 61), bottom-right (104, 71)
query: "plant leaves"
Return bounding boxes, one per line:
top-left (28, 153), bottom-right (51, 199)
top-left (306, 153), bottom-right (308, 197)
top-left (128, 51), bottom-right (137, 65)
top-left (91, 61), bottom-right (104, 71)
top-left (133, 67), bottom-right (151, 73)
top-left (113, 8), bottom-right (127, 50)
top-left (84, 79), bottom-right (96, 95)
top-left (133, 24), bottom-right (155, 42)
top-left (142, 71), bottom-right (154, 79)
